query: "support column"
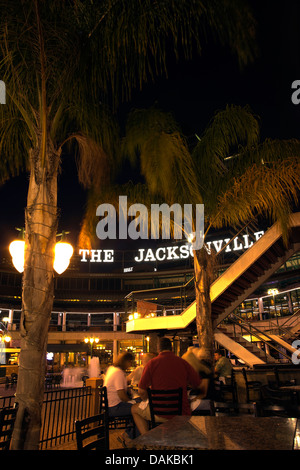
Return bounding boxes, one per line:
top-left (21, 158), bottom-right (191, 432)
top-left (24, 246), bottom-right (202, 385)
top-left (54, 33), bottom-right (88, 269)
top-left (113, 312), bottom-right (119, 332)
top-left (287, 292), bottom-right (294, 315)
top-left (7, 309), bottom-right (14, 330)
top-left (149, 333), bottom-right (159, 354)
top-left (86, 378), bottom-right (101, 415)
top-left (113, 340), bottom-right (118, 362)
top-left (62, 311), bottom-right (67, 332)
top-left (258, 297), bottom-right (264, 321)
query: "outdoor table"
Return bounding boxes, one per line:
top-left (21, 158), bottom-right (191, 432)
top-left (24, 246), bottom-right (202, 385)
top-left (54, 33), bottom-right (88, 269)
top-left (280, 385), bottom-right (300, 404)
top-left (128, 415), bottom-right (300, 450)
top-left (280, 385), bottom-right (300, 392)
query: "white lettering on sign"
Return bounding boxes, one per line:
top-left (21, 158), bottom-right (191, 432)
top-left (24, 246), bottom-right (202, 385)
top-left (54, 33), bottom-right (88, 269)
top-left (79, 249), bottom-right (114, 262)
top-left (79, 231), bottom-right (265, 263)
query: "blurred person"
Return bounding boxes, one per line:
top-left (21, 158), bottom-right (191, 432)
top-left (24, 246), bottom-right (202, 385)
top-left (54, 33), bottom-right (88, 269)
top-left (127, 352), bottom-right (156, 386)
top-left (104, 351), bottom-right (136, 442)
top-left (131, 337), bottom-right (205, 434)
top-left (182, 346), bottom-right (215, 412)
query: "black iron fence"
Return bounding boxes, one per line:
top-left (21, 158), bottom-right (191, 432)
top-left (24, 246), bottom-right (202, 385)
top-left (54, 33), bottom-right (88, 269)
top-left (0, 386), bottom-right (92, 449)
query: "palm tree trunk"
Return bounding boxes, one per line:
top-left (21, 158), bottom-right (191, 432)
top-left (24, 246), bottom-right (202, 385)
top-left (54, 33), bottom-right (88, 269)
top-left (11, 143), bottom-right (60, 450)
top-left (193, 247), bottom-right (215, 364)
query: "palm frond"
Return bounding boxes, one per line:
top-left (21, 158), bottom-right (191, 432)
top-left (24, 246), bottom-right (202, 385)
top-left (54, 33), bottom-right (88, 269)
top-left (123, 107), bottom-right (202, 204)
top-left (192, 104), bottom-right (260, 183)
top-left (211, 158), bottom-right (300, 244)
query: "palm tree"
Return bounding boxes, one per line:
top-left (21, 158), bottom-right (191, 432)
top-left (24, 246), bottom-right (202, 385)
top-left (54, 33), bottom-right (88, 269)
top-left (88, 105), bottom-right (300, 364)
top-left (0, 0), bottom-right (257, 450)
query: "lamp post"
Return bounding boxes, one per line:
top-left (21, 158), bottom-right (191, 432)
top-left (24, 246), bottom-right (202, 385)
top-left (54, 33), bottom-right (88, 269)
top-left (9, 228), bottom-right (73, 274)
top-left (268, 288), bottom-right (279, 324)
top-left (84, 337), bottom-right (99, 356)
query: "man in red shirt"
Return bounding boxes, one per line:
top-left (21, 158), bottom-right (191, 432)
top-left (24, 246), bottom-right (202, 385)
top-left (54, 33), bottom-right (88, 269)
top-left (131, 337), bottom-right (205, 435)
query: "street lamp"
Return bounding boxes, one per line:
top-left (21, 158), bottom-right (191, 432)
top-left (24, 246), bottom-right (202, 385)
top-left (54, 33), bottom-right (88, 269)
top-left (84, 337), bottom-right (99, 355)
top-left (9, 228), bottom-right (25, 273)
top-left (53, 232), bottom-right (74, 274)
top-left (9, 229), bottom-right (73, 275)
top-left (268, 288), bottom-right (279, 320)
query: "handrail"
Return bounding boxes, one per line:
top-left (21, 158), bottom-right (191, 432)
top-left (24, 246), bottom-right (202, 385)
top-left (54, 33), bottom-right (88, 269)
top-left (124, 274), bottom-right (194, 300)
top-left (279, 308), bottom-right (300, 328)
top-left (229, 312), bottom-right (292, 363)
top-left (125, 218), bottom-right (258, 300)
top-left (264, 308), bottom-right (300, 341)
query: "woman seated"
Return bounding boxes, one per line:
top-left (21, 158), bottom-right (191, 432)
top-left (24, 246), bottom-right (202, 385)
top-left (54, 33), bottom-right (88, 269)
top-left (103, 351), bottom-right (136, 443)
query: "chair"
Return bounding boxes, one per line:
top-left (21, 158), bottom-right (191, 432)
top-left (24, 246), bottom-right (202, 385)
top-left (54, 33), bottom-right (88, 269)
top-left (53, 374), bottom-right (62, 388)
top-left (273, 366), bottom-right (296, 388)
top-left (219, 370), bottom-right (238, 403)
top-left (81, 375), bottom-right (89, 387)
top-left (10, 374), bottom-right (18, 387)
top-left (75, 413), bottom-right (109, 450)
top-left (0, 404), bottom-right (18, 450)
top-left (147, 388), bottom-right (183, 429)
top-left (5, 374), bottom-right (17, 389)
top-left (242, 368), bottom-right (262, 403)
top-left (260, 384), bottom-right (297, 407)
top-left (256, 402), bottom-right (300, 418)
top-left (99, 386), bottom-right (135, 434)
top-left (212, 401), bottom-right (258, 416)
top-left (191, 400), bottom-right (215, 416)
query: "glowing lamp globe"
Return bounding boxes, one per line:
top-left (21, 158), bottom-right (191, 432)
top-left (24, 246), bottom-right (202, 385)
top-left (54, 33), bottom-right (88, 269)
top-left (9, 240), bottom-right (25, 273)
top-left (53, 242), bottom-right (74, 274)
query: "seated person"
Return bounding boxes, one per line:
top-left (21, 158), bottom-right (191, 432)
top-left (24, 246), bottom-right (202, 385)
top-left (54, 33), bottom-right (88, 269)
top-left (214, 349), bottom-right (233, 380)
top-left (131, 338), bottom-right (205, 435)
top-left (127, 353), bottom-right (156, 387)
top-left (182, 346), bottom-right (214, 412)
top-left (103, 351), bottom-right (136, 443)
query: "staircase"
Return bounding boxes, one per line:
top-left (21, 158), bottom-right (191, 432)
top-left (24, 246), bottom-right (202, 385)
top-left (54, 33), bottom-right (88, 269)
top-left (211, 213), bottom-right (300, 328)
top-left (126, 213), bottom-right (300, 336)
top-left (215, 311), bottom-right (297, 367)
top-left (126, 214), bottom-right (300, 364)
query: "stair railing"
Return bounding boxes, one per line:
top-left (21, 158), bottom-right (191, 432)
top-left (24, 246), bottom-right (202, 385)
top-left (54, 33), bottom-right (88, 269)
top-left (279, 308), bottom-right (300, 329)
top-left (228, 313), bottom-right (292, 363)
top-left (265, 308), bottom-right (300, 341)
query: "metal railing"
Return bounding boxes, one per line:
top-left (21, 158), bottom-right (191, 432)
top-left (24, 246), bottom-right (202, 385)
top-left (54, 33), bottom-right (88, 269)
top-left (229, 313), bottom-right (292, 363)
top-left (0, 386), bottom-right (92, 450)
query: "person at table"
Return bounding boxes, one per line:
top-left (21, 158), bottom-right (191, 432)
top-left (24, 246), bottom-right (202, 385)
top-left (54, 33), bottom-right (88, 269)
top-left (214, 349), bottom-right (232, 379)
top-left (182, 346), bottom-right (215, 412)
top-left (104, 351), bottom-right (136, 442)
top-left (127, 352), bottom-right (156, 387)
top-left (131, 337), bottom-right (205, 435)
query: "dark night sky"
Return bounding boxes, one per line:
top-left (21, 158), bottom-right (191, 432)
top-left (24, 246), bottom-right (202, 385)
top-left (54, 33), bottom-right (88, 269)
top-left (1, 0), bottom-right (300, 254)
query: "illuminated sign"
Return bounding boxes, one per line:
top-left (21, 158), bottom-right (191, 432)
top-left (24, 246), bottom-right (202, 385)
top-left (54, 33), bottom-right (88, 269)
top-left (79, 231), bottom-right (264, 264)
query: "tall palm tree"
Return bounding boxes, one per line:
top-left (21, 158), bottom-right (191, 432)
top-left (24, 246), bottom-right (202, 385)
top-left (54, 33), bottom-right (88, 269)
top-left (0, 0), bottom-right (257, 450)
top-left (87, 105), bottom-right (300, 364)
